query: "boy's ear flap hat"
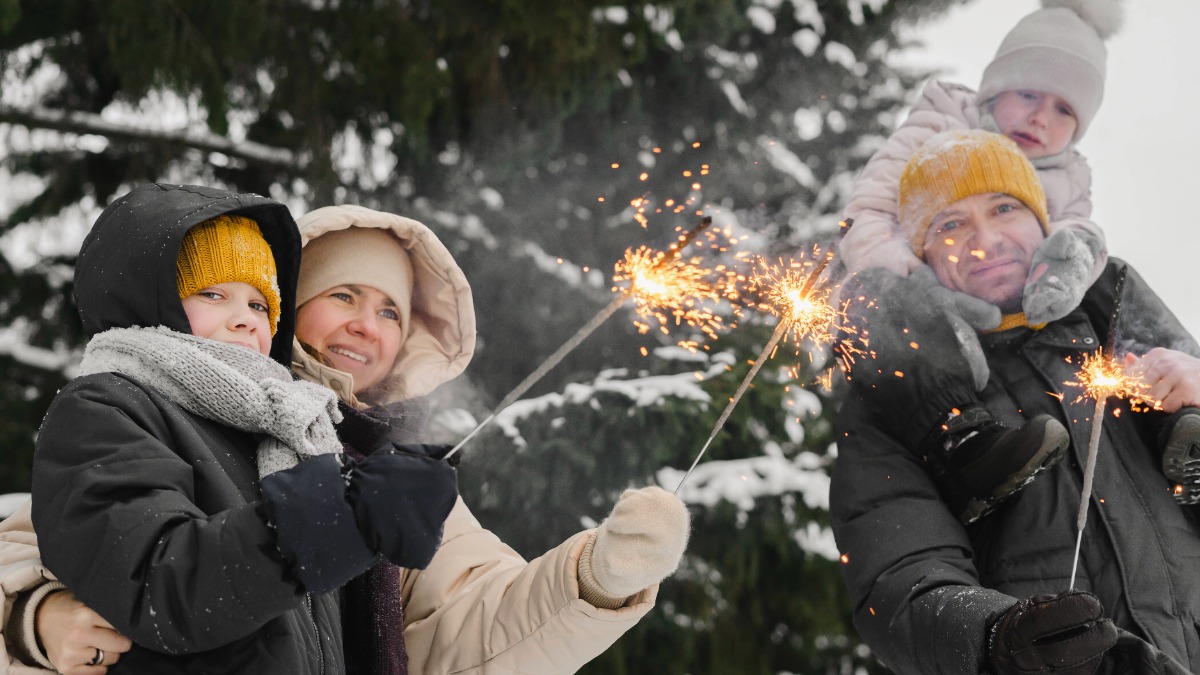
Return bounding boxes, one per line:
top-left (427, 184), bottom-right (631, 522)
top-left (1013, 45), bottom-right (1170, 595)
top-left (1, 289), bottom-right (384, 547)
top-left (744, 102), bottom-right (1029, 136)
top-left (900, 130), bottom-right (1050, 259)
top-left (177, 214), bottom-right (283, 335)
top-left (978, 0), bottom-right (1124, 142)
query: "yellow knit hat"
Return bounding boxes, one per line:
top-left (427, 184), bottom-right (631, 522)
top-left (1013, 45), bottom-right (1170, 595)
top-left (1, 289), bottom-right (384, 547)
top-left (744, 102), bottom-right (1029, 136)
top-left (900, 130), bottom-right (1050, 259)
top-left (176, 215), bottom-right (282, 334)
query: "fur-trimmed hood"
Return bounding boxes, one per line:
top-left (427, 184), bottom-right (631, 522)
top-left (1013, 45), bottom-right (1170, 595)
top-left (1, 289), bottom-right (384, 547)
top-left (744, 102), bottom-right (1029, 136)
top-left (291, 205), bottom-right (476, 406)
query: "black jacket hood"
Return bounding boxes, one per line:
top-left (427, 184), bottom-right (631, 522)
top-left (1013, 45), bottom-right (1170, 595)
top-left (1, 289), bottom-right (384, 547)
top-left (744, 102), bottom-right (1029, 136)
top-left (74, 183), bottom-right (301, 365)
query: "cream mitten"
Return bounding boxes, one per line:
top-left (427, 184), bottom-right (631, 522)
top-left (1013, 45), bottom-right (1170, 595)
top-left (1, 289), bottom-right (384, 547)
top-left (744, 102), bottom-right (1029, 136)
top-left (577, 486), bottom-right (690, 609)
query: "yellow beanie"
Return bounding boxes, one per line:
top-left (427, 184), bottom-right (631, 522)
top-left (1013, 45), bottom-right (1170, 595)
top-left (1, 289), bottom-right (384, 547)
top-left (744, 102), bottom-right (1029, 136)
top-left (900, 130), bottom-right (1049, 259)
top-left (177, 215), bottom-right (282, 334)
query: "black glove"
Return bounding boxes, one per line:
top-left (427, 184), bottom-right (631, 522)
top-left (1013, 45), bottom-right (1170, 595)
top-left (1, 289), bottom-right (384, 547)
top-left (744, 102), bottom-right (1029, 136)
top-left (259, 446), bottom-right (458, 595)
top-left (260, 453), bottom-right (378, 595)
top-left (988, 591), bottom-right (1118, 675)
top-left (346, 444), bottom-right (458, 570)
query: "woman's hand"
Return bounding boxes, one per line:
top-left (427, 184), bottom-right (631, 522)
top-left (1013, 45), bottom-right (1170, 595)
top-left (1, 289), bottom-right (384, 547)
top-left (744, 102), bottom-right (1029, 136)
top-left (36, 590), bottom-right (132, 675)
top-left (1124, 349), bottom-right (1200, 412)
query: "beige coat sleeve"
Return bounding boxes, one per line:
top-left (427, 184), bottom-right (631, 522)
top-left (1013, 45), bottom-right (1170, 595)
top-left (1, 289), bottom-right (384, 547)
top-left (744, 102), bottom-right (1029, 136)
top-left (0, 499), bottom-right (59, 674)
top-left (841, 80), bottom-right (978, 275)
top-left (1041, 150), bottom-right (1108, 285)
top-left (401, 498), bottom-right (656, 674)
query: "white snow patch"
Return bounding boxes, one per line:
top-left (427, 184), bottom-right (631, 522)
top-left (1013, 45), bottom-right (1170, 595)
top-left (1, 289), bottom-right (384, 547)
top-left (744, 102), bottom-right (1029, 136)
top-left (823, 41), bottom-right (858, 71)
top-left (478, 187), bottom-right (504, 210)
top-left (721, 81), bottom-right (751, 117)
top-left (792, 29), bottom-right (821, 57)
top-left (660, 449), bottom-right (831, 515)
top-left (794, 108), bottom-right (823, 141)
top-left (746, 6), bottom-right (776, 34)
top-left (758, 137), bottom-right (817, 189)
top-left (492, 357), bottom-right (731, 448)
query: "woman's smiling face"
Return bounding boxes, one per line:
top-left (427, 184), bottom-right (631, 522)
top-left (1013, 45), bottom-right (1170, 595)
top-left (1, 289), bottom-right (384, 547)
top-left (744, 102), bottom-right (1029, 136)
top-left (296, 284), bottom-right (404, 394)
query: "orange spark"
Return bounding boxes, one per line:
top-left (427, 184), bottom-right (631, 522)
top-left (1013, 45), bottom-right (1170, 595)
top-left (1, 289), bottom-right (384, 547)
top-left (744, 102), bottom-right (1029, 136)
top-left (1065, 349), bottom-right (1161, 411)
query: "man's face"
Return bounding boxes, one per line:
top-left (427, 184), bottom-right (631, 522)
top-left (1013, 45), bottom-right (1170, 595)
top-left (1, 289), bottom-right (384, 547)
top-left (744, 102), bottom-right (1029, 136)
top-left (922, 192), bottom-right (1044, 312)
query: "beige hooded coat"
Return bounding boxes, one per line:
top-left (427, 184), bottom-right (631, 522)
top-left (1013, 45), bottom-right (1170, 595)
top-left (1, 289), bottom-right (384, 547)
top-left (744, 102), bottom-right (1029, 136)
top-left (0, 205), bottom-right (654, 674)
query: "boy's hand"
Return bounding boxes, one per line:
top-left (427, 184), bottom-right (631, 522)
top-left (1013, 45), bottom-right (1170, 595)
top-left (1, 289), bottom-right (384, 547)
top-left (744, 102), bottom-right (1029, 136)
top-left (1023, 229), bottom-right (1098, 324)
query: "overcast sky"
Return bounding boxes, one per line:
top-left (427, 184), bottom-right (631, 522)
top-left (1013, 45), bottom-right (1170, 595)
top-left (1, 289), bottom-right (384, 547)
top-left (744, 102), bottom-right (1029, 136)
top-left (895, 0), bottom-right (1200, 340)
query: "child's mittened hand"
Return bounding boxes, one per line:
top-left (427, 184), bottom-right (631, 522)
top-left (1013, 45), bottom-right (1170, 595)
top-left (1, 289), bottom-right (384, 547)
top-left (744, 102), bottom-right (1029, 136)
top-left (912, 266), bottom-right (1001, 331)
top-left (577, 487), bottom-right (690, 607)
top-left (1023, 229), bottom-right (1097, 324)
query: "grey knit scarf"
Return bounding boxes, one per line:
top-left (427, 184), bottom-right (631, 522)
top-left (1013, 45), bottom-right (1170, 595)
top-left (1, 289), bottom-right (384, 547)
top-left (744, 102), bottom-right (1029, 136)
top-left (79, 326), bottom-right (343, 476)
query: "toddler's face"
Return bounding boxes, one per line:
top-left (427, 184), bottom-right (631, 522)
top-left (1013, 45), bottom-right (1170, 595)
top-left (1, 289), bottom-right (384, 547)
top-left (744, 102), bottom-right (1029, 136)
top-left (182, 281), bottom-right (273, 355)
top-left (990, 90), bottom-right (1078, 159)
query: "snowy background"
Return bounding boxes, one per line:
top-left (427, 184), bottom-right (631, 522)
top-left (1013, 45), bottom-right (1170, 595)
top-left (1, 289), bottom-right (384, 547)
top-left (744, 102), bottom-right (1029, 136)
top-left (897, 0), bottom-right (1200, 338)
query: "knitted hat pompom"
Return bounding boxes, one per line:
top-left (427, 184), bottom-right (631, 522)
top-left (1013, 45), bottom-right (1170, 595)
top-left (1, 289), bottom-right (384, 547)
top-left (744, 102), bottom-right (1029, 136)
top-left (177, 215), bottom-right (282, 334)
top-left (1043, 0), bottom-right (1124, 40)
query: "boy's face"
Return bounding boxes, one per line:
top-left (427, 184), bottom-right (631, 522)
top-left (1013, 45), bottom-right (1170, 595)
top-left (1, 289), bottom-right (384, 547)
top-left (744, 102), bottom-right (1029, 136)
top-left (991, 90), bottom-right (1078, 159)
top-left (182, 282), bottom-right (273, 355)
top-left (923, 192), bottom-right (1045, 313)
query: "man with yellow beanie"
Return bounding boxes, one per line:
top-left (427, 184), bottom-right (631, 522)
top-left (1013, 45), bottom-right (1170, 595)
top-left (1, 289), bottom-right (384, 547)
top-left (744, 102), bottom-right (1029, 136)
top-left (830, 131), bottom-right (1200, 675)
top-left (841, 131), bottom-right (1072, 528)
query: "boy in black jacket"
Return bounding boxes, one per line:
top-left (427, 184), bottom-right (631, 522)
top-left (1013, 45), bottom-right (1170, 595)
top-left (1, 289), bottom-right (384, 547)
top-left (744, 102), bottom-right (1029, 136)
top-left (31, 184), bottom-right (456, 673)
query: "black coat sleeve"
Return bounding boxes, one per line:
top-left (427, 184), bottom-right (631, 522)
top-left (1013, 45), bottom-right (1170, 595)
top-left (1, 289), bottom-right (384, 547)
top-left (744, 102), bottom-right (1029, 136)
top-left (830, 391), bottom-right (1018, 675)
top-left (31, 374), bottom-right (303, 655)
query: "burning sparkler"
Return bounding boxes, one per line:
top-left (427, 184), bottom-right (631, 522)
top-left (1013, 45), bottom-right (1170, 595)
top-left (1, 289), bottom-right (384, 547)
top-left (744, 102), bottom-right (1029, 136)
top-left (673, 239), bottom-right (845, 494)
top-left (446, 216), bottom-right (729, 459)
top-left (1064, 267), bottom-right (1160, 589)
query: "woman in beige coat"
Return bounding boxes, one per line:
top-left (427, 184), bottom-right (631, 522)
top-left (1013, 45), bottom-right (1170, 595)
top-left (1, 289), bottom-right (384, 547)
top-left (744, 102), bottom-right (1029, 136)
top-left (1, 204), bottom-right (688, 674)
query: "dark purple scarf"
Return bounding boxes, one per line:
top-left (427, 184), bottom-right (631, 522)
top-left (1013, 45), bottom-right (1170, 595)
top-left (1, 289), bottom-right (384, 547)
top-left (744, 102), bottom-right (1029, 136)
top-left (338, 399), bottom-right (432, 675)
top-left (343, 560), bottom-right (408, 675)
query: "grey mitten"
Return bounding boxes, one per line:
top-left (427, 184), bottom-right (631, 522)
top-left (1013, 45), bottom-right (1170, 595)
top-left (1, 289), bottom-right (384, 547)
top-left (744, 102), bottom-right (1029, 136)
top-left (577, 487), bottom-right (690, 609)
top-left (912, 266), bottom-right (997, 391)
top-left (912, 266), bottom-right (1001, 332)
top-left (1023, 228), bottom-right (1101, 324)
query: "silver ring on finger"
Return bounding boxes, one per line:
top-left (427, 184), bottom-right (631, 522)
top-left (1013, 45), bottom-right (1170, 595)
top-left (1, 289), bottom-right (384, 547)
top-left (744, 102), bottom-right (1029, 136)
top-left (86, 648), bottom-right (104, 666)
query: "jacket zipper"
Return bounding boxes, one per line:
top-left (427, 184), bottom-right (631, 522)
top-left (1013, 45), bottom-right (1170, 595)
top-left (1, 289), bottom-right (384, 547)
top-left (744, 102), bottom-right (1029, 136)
top-left (305, 593), bottom-right (328, 675)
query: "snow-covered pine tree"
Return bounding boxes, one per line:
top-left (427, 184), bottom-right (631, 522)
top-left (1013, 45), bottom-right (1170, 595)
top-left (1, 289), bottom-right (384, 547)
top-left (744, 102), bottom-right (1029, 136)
top-left (1, 0), bottom-right (962, 670)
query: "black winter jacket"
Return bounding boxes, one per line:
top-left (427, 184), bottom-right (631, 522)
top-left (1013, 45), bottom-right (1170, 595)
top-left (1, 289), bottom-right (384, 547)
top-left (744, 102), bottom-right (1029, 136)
top-left (32, 184), bottom-right (345, 673)
top-left (831, 262), bottom-right (1200, 674)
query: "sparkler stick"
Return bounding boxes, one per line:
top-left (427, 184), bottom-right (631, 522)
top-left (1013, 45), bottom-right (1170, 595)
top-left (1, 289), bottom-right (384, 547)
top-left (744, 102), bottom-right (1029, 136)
top-left (673, 245), bottom-right (839, 494)
top-left (673, 319), bottom-right (789, 493)
top-left (444, 217), bottom-right (716, 460)
top-left (1068, 266), bottom-right (1129, 590)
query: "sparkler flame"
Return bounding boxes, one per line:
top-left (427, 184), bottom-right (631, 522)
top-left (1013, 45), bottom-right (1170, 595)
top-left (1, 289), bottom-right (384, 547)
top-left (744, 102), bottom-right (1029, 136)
top-left (744, 249), bottom-right (843, 349)
top-left (612, 228), bottom-right (740, 345)
top-left (1065, 349), bottom-right (1160, 411)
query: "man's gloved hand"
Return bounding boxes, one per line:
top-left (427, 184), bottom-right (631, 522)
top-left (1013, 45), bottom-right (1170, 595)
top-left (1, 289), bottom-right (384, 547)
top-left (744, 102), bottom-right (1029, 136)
top-left (259, 446), bottom-right (458, 595)
top-left (577, 487), bottom-right (690, 609)
top-left (988, 591), bottom-right (1118, 675)
top-left (1023, 228), bottom-right (1102, 325)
